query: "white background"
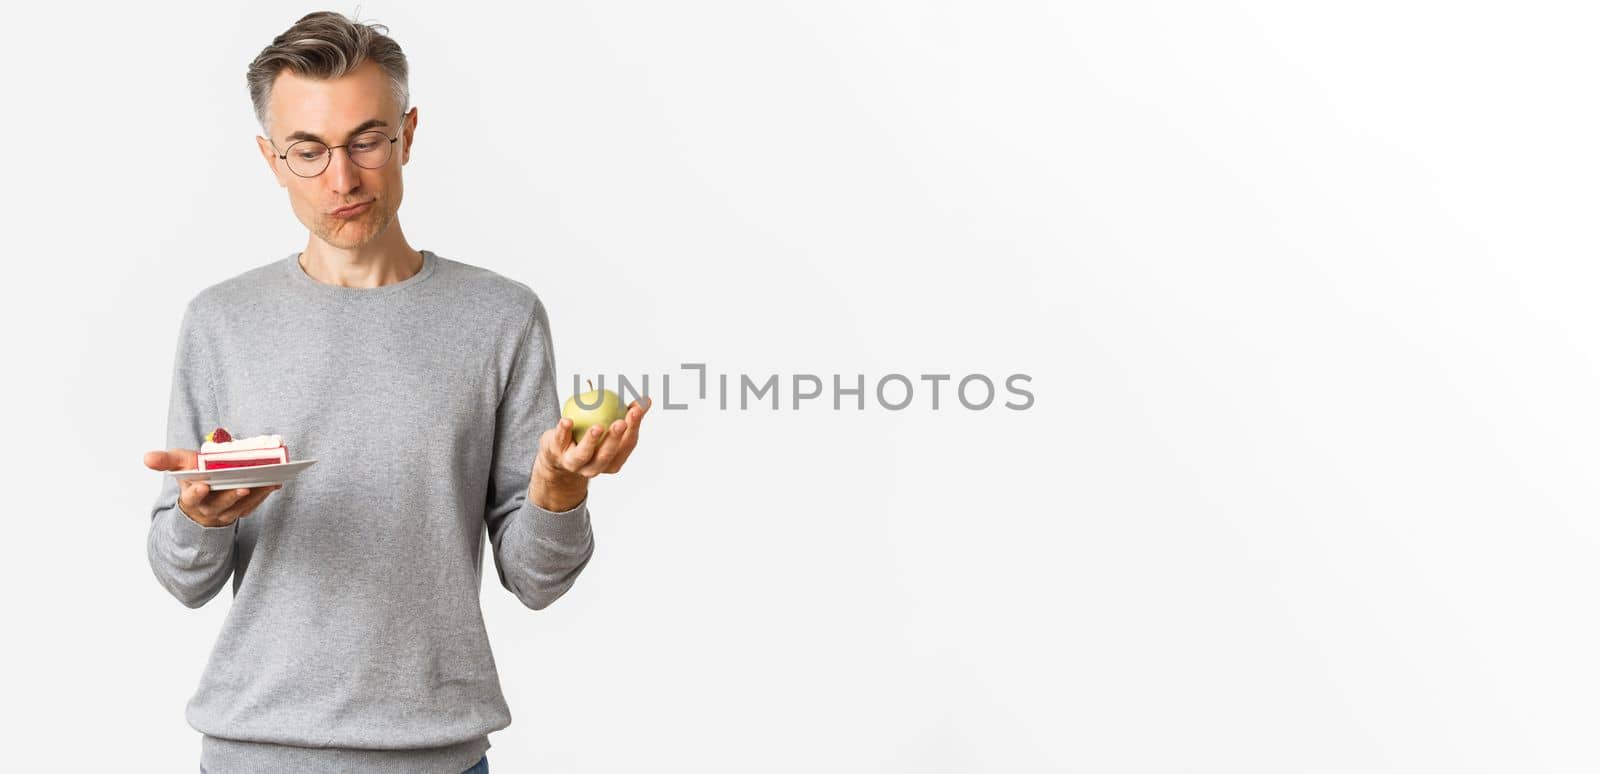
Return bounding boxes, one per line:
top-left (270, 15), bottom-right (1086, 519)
top-left (1, 1), bottom-right (1594, 771)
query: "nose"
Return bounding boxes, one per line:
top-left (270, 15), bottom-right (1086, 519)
top-left (325, 145), bottom-right (362, 194)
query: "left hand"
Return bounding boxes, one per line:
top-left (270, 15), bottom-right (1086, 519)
top-left (529, 396), bottom-right (652, 510)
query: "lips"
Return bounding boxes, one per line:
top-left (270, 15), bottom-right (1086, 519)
top-left (331, 200), bottom-right (373, 216)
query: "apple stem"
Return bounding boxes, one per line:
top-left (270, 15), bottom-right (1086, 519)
top-left (587, 378), bottom-right (594, 393)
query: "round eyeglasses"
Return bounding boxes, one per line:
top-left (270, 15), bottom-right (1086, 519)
top-left (271, 128), bottom-right (401, 178)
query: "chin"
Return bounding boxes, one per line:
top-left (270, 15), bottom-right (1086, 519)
top-left (316, 206), bottom-right (394, 248)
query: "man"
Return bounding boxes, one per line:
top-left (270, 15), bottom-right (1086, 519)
top-left (141, 12), bottom-right (649, 773)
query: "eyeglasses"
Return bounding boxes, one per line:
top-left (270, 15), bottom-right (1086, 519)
top-left (270, 125), bottom-right (402, 178)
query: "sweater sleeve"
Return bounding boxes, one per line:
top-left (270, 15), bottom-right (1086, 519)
top-left (484, 292), bottom-right (596, 611)
top-left (147, 299), bottom-right (238, 609)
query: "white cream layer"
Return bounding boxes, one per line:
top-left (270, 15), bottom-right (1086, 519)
top-left (201, 434), bottom-right (284, 453)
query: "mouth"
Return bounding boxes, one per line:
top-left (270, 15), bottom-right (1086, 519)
top-left (331, 200), bottom-right (374, 217)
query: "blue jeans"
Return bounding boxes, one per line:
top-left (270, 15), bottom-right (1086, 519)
top-left (202, 755), bottom-right (486, 773)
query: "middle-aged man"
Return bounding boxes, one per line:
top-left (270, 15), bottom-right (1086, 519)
top-left (141, 12), bottom-right (648, 773)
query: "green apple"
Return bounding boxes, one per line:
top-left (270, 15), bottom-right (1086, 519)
top-left (562, 379), bottom-right (627, 445)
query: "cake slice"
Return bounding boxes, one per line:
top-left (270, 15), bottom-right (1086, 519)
top-left (198, 427), bottom-right (290, 471)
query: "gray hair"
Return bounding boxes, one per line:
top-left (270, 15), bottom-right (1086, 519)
top-left (246, 11), bottom-right (410, 138)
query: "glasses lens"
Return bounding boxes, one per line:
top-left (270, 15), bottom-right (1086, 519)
top-left (286, 140), bottom-right (330, 177)
top-left (348, 131), bottom-right (393, 169)
top-left (281, 133), bottom-right (393, 176)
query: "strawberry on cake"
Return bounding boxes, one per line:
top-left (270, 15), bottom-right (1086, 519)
top-left (198, 427), bottom-right (290, 471)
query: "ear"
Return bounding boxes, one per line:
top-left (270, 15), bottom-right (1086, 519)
top-left (255, 135), bottom-right (287, 187)
top-left (400, 107), bottom-right (417, 165)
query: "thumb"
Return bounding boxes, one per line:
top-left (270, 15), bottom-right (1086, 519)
top-left (144, 448), bottom-right (199, 471)
top-left (555, 418), bottom-right (574, 453)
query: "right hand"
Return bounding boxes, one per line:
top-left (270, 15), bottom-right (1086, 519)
top-left (143, 448), bottom-right (281, 528)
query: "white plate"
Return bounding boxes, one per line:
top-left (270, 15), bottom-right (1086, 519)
top-left (166, 459), bottom-right (318, 489)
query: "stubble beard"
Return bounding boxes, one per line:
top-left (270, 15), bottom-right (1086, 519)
top-left (315, 198), bottom-right (396, 250)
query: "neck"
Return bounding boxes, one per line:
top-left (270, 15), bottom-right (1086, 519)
top-left (298, 229), bottom-right (423, 289)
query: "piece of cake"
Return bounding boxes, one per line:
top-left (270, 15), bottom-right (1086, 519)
top-left (198, 426), bottom-right (290, 470)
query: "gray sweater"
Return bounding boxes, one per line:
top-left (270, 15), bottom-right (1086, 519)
top-left (147, 250), bottom-right (595, 773)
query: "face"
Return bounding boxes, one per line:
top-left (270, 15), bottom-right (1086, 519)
top-left (255, 59), bottom-right (416, 250)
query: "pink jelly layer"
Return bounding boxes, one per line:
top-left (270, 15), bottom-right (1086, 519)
top-left (198, 445), bottom-right (290, 471)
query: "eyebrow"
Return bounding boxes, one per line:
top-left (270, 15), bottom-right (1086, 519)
top-left (283, 118), bottom-right (389, 145)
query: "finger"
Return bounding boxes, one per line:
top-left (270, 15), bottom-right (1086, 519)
top-left (571, 423), bottom-right (607, 466)
top-left (555, 418), bottom-right (575, 453)
top-left (623, 401), bottom-right (647, 437)
top-left (563, 423), bottom-right (605, 468)
top-left (601, 432), bottom-right (640, 474)
top-left (220, 488), bottom-right (270, 520)
top-left (220, 486), bottom-right (279, 521)
top-left (180, 480), bottom-right (208, 512)
top-left (578, 401), bottom-right (649, 477)
top-left (216, 489), bottom-right (272, 521)
top-left (180, 479), bottom-right (231, 508)
top-left (603, 407), bottom-right (645, 474)
top-left (202, 486), bottom-right (254, 513)
top-left (615, 399), bottom-right (650, 436)
top-left (146, 448), bottom-right (199, 471)
top-left (537, 427), bottom-right (562, 470)
top-left (180, 481), bottom-right (236, 523)
top-left (583, 420), bottom-right (630, 474)
top-left (619, 401), bottom-right (647, 445)
top-left (603, 430), bottom-right (640, 474)
top-left (535, 426), bottom-right (572, 481)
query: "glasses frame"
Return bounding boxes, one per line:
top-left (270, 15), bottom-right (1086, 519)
top-left (270, 122), bottom-right (404, 178)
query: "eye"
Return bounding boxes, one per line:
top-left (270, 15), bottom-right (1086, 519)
top-left (288, 142), bottom-right (327, 161)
